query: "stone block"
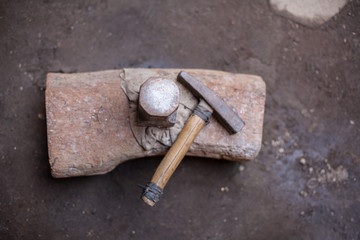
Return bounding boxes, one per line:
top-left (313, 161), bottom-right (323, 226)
top-left (46, 69), bottom-right (266, 178)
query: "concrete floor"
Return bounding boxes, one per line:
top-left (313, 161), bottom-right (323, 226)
top-left (0, 0), bottom-right (359, 239)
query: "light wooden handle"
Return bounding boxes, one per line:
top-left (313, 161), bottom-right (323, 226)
top-left (142, 100), bottom-right (213, 206)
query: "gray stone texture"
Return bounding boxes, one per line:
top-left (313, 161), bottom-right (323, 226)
top-left (270, 0), bottom-right (348, 27)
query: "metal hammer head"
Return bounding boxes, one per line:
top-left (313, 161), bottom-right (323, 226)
top-left (177, 71), bottom-right (245, 134)
top-left (138, 77), bottom-right (179, 127)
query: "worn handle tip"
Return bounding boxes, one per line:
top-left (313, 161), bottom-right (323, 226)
top-left (140, 182), bottom-right (163, 206)
top-left (142, 196), bottom-right (156, 206)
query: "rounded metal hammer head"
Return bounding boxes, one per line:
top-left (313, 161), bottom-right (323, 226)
top-left (138, 77), bottom-right (179, 127)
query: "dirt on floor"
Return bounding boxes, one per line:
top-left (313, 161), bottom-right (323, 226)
top-left (0, 0), bottom-right (359, 239)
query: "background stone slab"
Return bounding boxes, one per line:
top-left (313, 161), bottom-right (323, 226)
top-left (270, 0), bottom-right (348, 27)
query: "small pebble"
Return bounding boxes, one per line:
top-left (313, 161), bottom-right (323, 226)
top-left (278, 148), bottom-right (284, 153)
top-left (37, 113), bottom-right (45, 120)
top-left (309, 167), bottom-right (314, 174)
top-left (350, 120), bottom-right (355, 125)
top-left (327, 164), bottom-right (332, 172)
top-left (299, 158), bottom-right (306, 165)
top-left (300, 190), bottom-right (308, 197)
top-left (131, 230), bottom-right (136, 235)
top-left (300, 211), bottom-right (305, 215)
top-left (220, 186), bottom-right (229, 192)
top-left (239, 165), bottom-right (245, 172)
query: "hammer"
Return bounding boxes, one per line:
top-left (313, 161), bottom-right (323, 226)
top-left (141, 71), bottom-right (245, 206)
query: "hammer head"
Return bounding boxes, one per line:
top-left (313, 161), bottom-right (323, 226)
top-left (177, 71), bottom-right (245, 134)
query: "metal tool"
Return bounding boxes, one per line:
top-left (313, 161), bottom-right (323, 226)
top-left (138, 77), bottom-right (179, 127)
top-left (141, 71), bottom-right (245, 206)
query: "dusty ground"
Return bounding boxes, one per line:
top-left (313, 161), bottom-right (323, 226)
top-left (0, 0), bottom-right (359, 239)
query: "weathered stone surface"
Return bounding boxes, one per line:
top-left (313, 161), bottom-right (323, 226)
top-left (46, 69), bottom-right (266, 178)
top-left (269, 0), bottom-right (348, 27)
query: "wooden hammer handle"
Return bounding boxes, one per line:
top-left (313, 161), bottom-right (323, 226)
top-left (142, 100), bottom-right (213, 206)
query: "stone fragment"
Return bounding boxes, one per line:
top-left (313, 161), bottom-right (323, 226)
top-left (46, 69), bottom-right (266, 178)
top-left (269, 0), bottom-right (348, 27)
